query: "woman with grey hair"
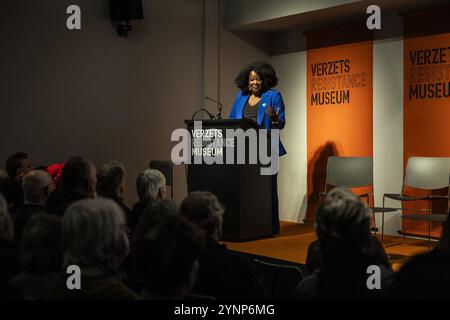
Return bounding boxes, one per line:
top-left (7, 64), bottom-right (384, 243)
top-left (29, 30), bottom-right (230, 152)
top-left (297, 187), bottom-right (392, 300)
top-left (130, 169), bottom-right (166, 233)
top-left (60, 198), bottom-right (138, 299)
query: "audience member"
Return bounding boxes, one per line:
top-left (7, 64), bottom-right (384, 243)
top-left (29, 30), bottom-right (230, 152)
top-left (179, 191), bottom-right (267, 300)
top-left (130, 169), bottom-right (166, 232)
top-left (390, 215), bottom-right (450, 299)
top-left (13, 170), bottom-right (54, 245)
top-left (129, 200), bottom-right (178, 281)
top-left (0, 194), bottom-right (21, 299)
top-left (3, 152), bottom-right (32, 213)
top-left (59, 198), bottom-right (138, 299)
top-left (96, 161), bottom-right (133, 228)
top-left (137, 214), bottom-right (205, 299)
top-left (47, 163), bottom-right (64, 186)
top-left (10, 213), bottom-right (62, 299)
top-left (46, 156), bottom-right (96, 217)
top-left (296, 187), bottom-right (393, 300)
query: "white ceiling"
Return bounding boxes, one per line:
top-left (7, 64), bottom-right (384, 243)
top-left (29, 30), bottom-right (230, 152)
top-left (225, 0), bottom-right (450, 31)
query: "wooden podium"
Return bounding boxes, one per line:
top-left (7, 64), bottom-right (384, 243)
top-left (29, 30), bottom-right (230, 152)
top-left (185, 119), bottom-right (272, 241)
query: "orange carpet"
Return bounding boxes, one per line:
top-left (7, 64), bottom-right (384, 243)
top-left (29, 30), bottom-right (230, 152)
top-left (224, 221), bottom-right (433, 271)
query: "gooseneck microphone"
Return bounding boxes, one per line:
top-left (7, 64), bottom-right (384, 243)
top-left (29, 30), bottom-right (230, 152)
top-left (205, 96), bottom-right (223, 120)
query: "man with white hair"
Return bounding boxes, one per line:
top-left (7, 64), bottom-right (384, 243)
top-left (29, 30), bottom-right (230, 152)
top-left (130, 169), bottom-right (166, 233)
top-left (60, 198), bottom-right (137, 300)
top-left (14, 170), bottom-right (55, 245)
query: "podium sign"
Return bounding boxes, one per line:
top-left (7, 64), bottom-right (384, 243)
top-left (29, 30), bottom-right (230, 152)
top-left (184, 119), bottom-right (273, 240)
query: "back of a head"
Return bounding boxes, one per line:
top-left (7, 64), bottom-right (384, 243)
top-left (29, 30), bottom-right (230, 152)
top-left (137, 214), bottom-right (205, 299)
top-left (316, 187), bottom-right (371, 259)
top-left (130, 200), bottom-right (178, 277)
top-left (0, 194), bottom-right (13, 241)
top-left (22, 170), bottom-right (54, 204)
top-left (5, 152), bottom-right (29, 180)
top-left (21, 213), bottom-right (62, 274)
top-left (61, 157), bottom-right (92, 193)
top-left (62, 198), bottom-right (128, 268)
top-left (136, 169), bottom-right (166, 205)
top-left (133, 200), bottom-right (178, 245)
top-left (96, 161), bottom-right (125, 198)
top-left (179, 191), bottom-right (224, 240)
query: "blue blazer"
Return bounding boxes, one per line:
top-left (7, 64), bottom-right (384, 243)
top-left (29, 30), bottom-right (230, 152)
top-left (229, 89), bottom-right (287, 156)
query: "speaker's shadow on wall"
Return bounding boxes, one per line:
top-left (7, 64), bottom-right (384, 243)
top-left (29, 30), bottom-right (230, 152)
top-left (304, 142), bottom-right (338, 224)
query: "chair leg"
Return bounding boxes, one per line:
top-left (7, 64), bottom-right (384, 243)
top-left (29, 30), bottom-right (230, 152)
top-left (428, 220), bottom-right (431, 251)
top-left (373, 211), bottom-right (377, 237)
top-left (428, 199), bottom-right (431, 251)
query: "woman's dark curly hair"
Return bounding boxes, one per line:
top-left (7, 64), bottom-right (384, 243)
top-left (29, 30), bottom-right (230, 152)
top-left (234, 61), bottom-right (278, 94)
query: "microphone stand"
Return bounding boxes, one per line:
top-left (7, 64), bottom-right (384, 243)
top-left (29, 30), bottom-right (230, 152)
top-left (205, 96), bottom-right (223, 120)
top-left (191, 107), bottom-right (215, 120)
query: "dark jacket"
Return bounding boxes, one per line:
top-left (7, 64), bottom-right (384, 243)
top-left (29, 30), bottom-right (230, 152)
top-left (130, 202), bottom-right (146, 234)
top-left (111, 197), bottom-right (133, 227)
top-left (298, 237), bottom-right (394, 300)
top-left (390, 249), bottom-right (450, 299)
top-left (192, 239), bottom-right (267, 300)
top-left (1, 179), bottom-right (24, 214)
top-left (46, 187), bottom-right (86, 217)
top-left (10, 272), bottom-right (61, 300)
top-left (0, 238), bottom-right (21, 299)
top-left (57, 263), bottom-right (139, 300)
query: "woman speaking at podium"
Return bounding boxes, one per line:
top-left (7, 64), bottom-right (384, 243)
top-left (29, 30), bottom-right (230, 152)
top-left (229, 61), bottom-right (286, 235)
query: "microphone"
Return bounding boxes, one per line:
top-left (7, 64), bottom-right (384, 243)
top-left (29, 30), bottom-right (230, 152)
top-left (205, 96), bottom-right (223, 120)
top-left (191, 107), bottom-right (215, 120)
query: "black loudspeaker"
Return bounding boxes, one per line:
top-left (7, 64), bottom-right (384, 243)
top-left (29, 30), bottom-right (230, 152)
top-left (109, 0), bottom-right (143, 21)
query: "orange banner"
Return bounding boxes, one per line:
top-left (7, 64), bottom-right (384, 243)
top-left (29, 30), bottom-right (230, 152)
top-left (403, 32), bottom-right (450, 237)
top-left (306, 40), bottom-right (373, 222)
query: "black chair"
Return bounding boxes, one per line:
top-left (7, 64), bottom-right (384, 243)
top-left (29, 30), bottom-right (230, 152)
top-left (253, 258), bottom-right (304, 300)
top-left (149, 160), bottom-right (174, 199)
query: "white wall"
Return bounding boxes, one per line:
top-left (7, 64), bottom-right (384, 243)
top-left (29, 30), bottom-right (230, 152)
top-left (373, 38), bottom-right (404, 235)
top-left (270, 52), bottom-right (308, 223)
